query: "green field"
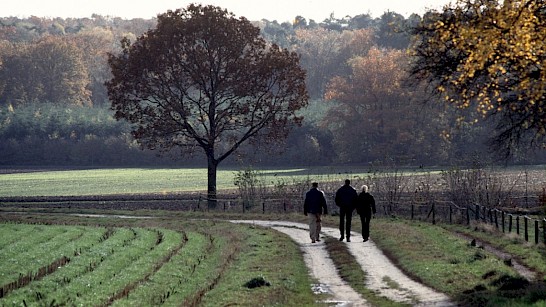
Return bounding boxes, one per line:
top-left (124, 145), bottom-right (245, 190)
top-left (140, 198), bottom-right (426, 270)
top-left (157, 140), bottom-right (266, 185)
top-left (0, 220), bottom-right (320, 306)
top-left (2, 214), bottom-right (545, 306)
top-left (1, 167), bottom-right (545, 306)
top-left (0, 167), bottom-right (376, 197)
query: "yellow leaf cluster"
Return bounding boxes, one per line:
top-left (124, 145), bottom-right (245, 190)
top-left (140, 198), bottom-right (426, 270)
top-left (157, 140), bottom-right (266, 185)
top-left (429, 0), bottom-right (546, 120)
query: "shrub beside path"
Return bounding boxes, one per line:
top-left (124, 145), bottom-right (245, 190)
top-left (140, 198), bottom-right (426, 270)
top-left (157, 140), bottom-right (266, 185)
top-left (231, 220), bottom-right (454, 307)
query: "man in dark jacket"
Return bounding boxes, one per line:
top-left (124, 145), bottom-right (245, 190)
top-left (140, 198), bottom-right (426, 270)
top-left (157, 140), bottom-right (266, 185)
top-left (304, 182), bottom-right (328, 243)
top-left (356, 184), bottom-right (376, 242)
top-left (335, 179), bottom-right (358, 242)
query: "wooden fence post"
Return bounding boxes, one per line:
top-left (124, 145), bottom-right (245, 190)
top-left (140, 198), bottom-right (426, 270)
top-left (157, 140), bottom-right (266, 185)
top-left (466, 206), bottom-right (470, 225)
top-left (494, 210), bottom-right (498, 229)
top-left (475, 204), bottom-right (480, 221)
top-left (449, 205), bottom-right (452, 224)
top-left (543, 218), bottom-right (546, 245)
top-left (262, 201), bottom-right (265, 214)
top-left (411, 204), bottom-right (414, 220)
top-left (502, 211), bottom-right (505, 233)
top-left (516, 216), bottom-right (520, 235)
top-left (432, 203), bottom-right (436, 225)
top-left (535, 220), bottom-right (539, 244)
top-left (523, 216), bottom-right (529, 242)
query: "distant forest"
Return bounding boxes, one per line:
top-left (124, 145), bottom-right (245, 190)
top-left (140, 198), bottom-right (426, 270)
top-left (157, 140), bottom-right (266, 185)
top-left (0, 10), bottom-right (544, 167)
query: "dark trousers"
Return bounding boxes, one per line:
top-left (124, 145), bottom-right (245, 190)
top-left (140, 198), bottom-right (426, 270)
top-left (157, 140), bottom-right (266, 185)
top-left (339, 207), bottom-right (354, 238)
top-left (360, 214), bottom-right (372, 239)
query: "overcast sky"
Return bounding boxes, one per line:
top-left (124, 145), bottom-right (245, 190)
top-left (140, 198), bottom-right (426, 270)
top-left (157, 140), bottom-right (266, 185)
top-left (3, 0), bottom-right (453, 22)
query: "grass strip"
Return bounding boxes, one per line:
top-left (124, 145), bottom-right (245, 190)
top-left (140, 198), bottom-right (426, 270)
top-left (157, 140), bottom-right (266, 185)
top-left (199, 222), bottom-right (319, 306)
top-left (323, 237), bottom-right (408, 307)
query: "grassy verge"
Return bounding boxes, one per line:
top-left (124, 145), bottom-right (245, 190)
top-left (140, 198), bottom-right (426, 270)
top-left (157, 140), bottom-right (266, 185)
top-left (370, 217), bottom-right (546, 306)
top-left (442, 223), bottom-right (546, 279)
top-left (200, 221), bottom-right (321, 306)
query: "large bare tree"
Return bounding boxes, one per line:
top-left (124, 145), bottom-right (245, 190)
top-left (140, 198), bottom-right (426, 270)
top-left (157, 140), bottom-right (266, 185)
top-left (106, 4), bottom-right (308, 206)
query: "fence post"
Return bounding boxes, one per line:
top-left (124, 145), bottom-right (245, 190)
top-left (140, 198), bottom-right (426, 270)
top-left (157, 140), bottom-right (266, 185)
top-left (449, 205), bottom-right (452, 224)
top-left (411, 204), bottom-right (414, 220)
top-left (543, 218), bottom-right (546, 245)
top-left (535, 220), bottom-right (539, 244)
top-left (516, 216), bottom-right (520, 235)
top-left (197, 195), bottom-right (201, 210)
top-left (502, 211), bottom-right (505, 233)
top-left (494, 210), bottom-right (498, 229)
top-left (475, 204), bottom-right (480, 221)
top-left (432, 203), bottom-right (436, 225)
top-left (262, 201), bottom-right (265, 214)
top-left (466, 206), bottom-right (470, 225)
top-left (283, 202), bottom-right (286, 212)
top-left (523, 216), bottom-right (529, 242)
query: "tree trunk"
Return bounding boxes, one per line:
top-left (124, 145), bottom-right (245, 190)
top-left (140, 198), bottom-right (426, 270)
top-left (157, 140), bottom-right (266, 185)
top-left (207, 155), bottom-right (218, 209)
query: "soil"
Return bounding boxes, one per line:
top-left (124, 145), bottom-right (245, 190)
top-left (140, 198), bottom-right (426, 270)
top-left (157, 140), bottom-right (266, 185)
top-left (231, 220), bottom-right (455, 306)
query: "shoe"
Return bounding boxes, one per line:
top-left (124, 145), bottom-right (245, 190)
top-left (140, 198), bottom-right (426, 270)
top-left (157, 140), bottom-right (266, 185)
top-left (347, 238), bottom-right (351, 242)
top-left (339, 237), bottom-right (344, 241)
top-left (363, 238), bottom-right (368, 242)
top-left (316, 238), bottom-right (321, 242)
top-left (312, 240), bottom-right (316, 243)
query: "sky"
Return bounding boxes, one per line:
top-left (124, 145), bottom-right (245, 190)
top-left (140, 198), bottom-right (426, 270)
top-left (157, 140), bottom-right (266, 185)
top-left (2, 0), bottom-right (453, 22)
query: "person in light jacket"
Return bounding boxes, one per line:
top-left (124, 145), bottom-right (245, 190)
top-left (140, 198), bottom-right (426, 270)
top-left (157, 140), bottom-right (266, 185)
top-left (356, 184), bottom-right (376, 242)
top-left (304, 182), bottom-right (328, 243)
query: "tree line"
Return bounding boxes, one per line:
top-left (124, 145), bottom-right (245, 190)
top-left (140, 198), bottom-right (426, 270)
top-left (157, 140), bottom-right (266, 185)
top-left (1, 6), bottom-right (544, 167)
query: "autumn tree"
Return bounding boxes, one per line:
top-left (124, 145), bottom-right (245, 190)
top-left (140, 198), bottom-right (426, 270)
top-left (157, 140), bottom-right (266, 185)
top-left (0, 36), bottom-right (91, 106)
top-left (292, 28), bottom-right (375, 98)
top-left (324, 47), bottom-right (447, 163)
top-left (73, 27), bottom-right (116, 105)
top-left (106, 4), bottom-right (308, 206)
top-left (410, 0), bottom-right (546, 157)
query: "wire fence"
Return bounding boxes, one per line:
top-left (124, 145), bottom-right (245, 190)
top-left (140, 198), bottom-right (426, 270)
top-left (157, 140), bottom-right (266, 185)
top-left (388, 201), bottom-right (546, 245)
top-left (188, 194), bottom-right (546, 246)
top-left (1, 191), bottom-right (544, 246)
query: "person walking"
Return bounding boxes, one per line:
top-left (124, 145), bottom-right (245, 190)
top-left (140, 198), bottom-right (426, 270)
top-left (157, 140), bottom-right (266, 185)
top-left (304, 182), bottom-right (328, 243)
top-left (356, 184), bottom-right (376, 242)
top-left (335, 179), bottom-right (358, 242)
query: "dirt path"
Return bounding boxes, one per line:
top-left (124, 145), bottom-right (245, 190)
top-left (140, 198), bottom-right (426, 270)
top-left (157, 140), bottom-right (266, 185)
top-left (232, 220), bottom-right (454, 307)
